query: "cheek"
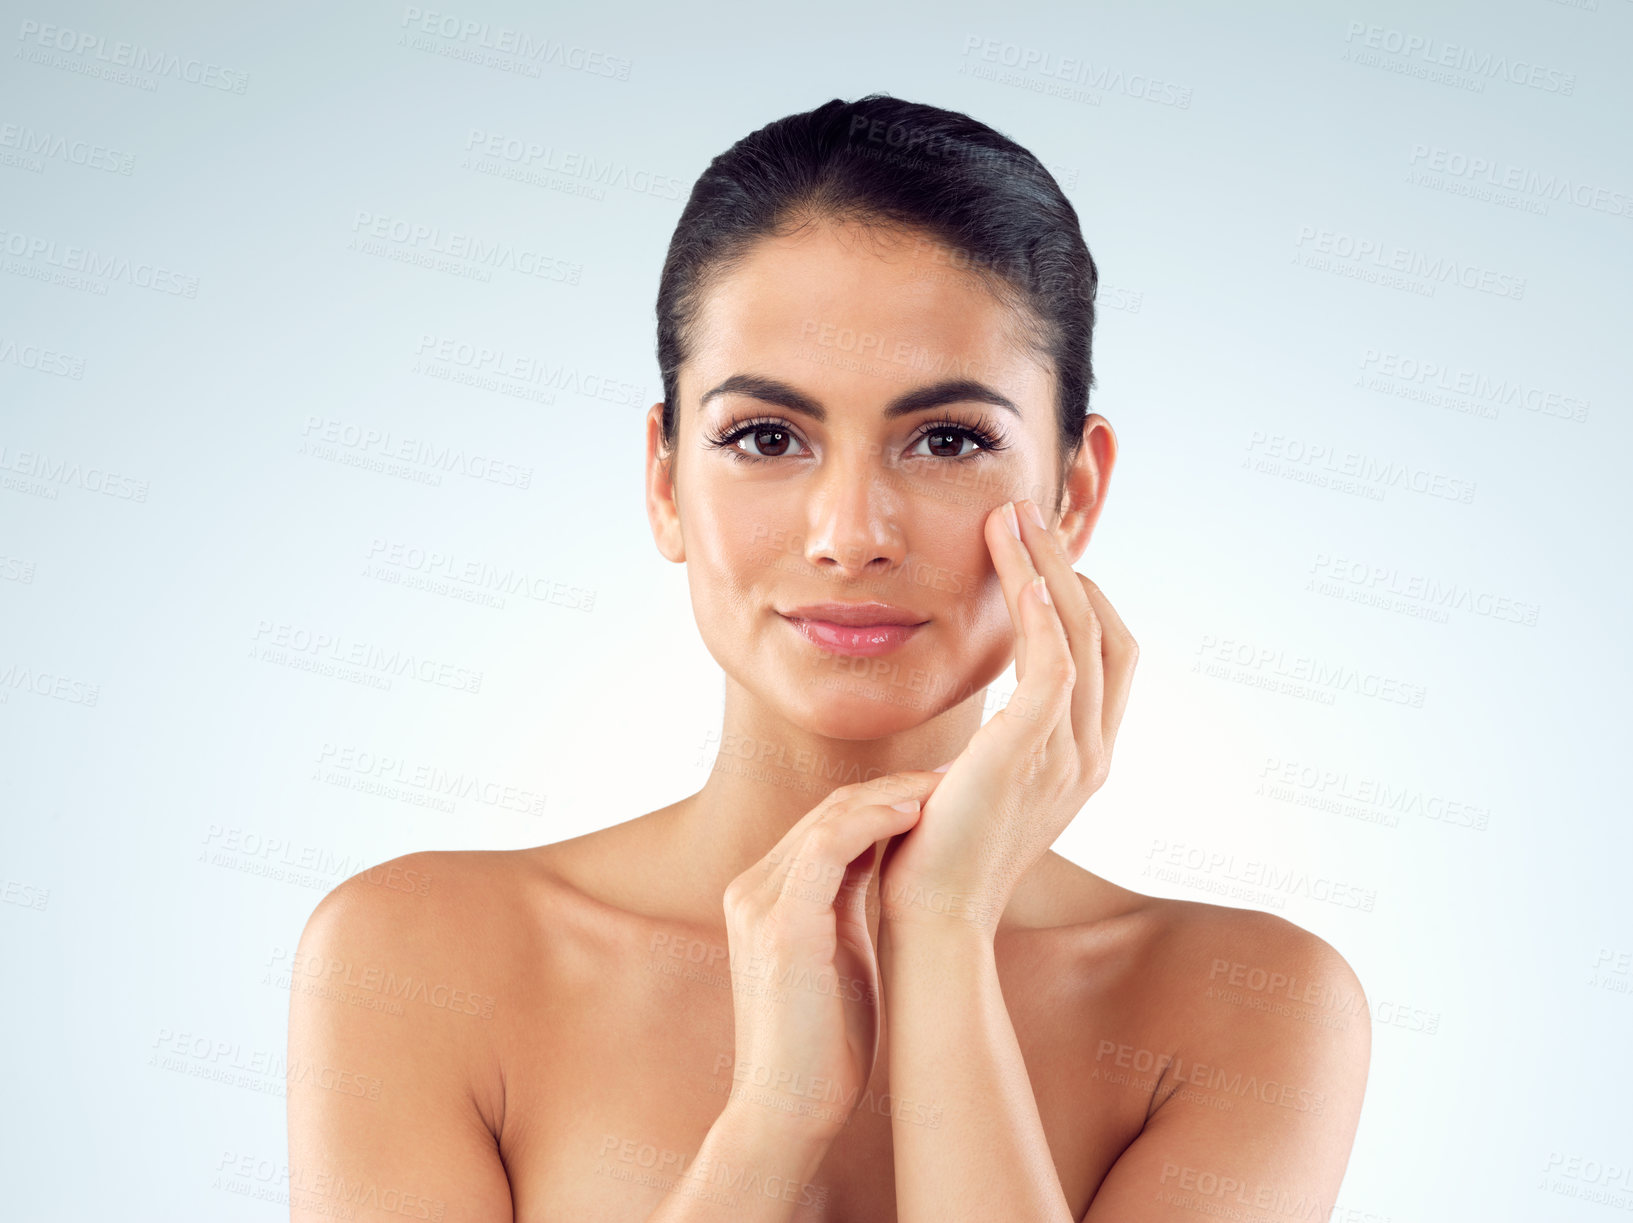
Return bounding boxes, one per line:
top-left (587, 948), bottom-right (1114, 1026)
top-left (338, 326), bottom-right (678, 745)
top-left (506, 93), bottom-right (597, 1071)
top-left (922, 498), bottom-right (1022, 628)
top-left (962, 567), bottom-right (1018, 651)
top-left (680, 485), bottom-right (796, 622)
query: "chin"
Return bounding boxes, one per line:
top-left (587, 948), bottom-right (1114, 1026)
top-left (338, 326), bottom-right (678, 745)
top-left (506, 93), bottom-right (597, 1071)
top-left (782, 665), bottom-right (970, 741)
top-left (798, 688), bottom-right (930, 740)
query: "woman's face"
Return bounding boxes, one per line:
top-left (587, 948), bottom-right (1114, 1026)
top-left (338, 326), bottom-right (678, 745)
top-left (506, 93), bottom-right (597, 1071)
top-left (648, 218), bottom-right (1073, 741)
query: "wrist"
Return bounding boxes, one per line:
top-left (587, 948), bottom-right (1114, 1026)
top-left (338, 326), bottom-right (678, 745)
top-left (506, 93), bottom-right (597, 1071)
top-left (879, 913), bottom-right (999, 969)
top-left (708, 1103), bottom-right (837, 1179)
top-left (878, 873), bottom-right (1004, 940)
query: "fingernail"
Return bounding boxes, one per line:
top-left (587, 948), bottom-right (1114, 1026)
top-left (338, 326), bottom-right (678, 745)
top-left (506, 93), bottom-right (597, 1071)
top-left (1032, 576), bottom-right (1051, 606)
top-left (932, 760), bottom-right (954, 773)
top-left (1003, 501), bottom-right (1021, 539)
top-left (1023, 499), bottom-right (1047, 530)
top-left (891, 800), bottom-right (920, 813)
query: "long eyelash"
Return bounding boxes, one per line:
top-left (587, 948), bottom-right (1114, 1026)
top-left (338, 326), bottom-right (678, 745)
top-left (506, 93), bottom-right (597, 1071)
top-left (704, 415), bottom-right (799, 463)
top-left (912, 411), bottom-right (1008, 457)
top-left (703, 410), bottom-right (1008, 463)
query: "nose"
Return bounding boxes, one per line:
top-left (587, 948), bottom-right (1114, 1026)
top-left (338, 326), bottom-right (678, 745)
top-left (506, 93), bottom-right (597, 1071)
top-left (800, 442), bottom-right (907, 576)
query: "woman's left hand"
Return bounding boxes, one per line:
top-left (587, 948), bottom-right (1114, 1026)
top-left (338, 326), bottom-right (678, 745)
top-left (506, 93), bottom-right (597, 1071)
top-left (878, 497), bottom-right (1138, 935)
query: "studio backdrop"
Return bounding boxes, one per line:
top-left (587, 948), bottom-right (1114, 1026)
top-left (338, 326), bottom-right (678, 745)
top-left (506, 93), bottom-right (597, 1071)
top-left (2, 1), bottom-right (1629, 1219)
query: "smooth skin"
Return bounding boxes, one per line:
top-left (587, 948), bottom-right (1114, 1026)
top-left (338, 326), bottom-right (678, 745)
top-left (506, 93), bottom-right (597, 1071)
top-left (287, 217), bottom-right (1370, 1222)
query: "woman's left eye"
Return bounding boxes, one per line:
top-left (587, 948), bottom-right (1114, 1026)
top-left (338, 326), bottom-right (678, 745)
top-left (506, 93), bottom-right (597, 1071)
top-left (908, 427), bottom-right (992, 460)
top-left (729, 425), bottom-right (808, 458)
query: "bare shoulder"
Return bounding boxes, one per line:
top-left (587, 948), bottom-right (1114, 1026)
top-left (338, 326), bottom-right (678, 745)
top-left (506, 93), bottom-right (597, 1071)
top-left (1031, 856), bottom-right (1371, 1100)
top-left (1057, 888), bottom-right (1374, 1216)
top-left (301, 846), bottom-right (546, 959)
top-left (1136, 895), bottom-right (1367, 1000)
top-left (297, 845), bottom-right (601, 995)
top-left (286, 849), bottom-right (551, 1220)
top-left (292, 852), bottom-right (529, 1103)
top-left (1108, 893), bottom-right (1373, 1110)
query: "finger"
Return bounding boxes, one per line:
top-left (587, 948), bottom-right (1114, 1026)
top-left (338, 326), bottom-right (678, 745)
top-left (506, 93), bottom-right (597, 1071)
top-left (834, 841), bottom-right (878, 933)
top-left (1078, 575), bottom-right (1138, 747)
top-left (993, 572), bottom-right (1073, 755)
top-left (757, 774), bottom-right (942, 908)
top-left (984, 500), bottom-right (1041, 681)
top-left (755, 771), bottom-right (936, 891)
top-left (775, 800), bottom-right (920, 914)
top-left (1014, 498), bottom-right (1102, 760)
top-left (834, 842), bottom-right (885, 1076)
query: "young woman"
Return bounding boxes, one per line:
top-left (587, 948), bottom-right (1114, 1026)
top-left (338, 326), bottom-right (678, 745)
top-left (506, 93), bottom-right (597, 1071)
top-left (287, 94), bottom-right (1370, 1222)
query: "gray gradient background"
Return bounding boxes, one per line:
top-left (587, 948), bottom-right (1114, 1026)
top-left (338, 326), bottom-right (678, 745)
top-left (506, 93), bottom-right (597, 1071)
top-left (2, 0), bottom-right (1629, 1218)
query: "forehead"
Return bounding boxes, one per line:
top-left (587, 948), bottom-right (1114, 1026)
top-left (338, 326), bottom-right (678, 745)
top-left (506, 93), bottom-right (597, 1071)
top-left (684, 220), bottom-right (1052, 413)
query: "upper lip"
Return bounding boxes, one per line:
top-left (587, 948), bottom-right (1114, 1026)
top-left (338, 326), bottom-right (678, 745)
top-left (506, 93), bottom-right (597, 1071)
top-left (780, 602), bottom-right (929, 627)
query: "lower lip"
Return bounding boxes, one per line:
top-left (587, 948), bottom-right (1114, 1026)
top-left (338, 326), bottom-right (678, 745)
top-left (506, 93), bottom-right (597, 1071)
top-left (782, 617), bottom-right (925, 657)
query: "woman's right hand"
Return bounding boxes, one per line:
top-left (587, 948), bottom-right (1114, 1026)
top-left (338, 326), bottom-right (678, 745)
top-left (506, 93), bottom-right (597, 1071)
top-left (718, 772), bottom-right (944, 1144)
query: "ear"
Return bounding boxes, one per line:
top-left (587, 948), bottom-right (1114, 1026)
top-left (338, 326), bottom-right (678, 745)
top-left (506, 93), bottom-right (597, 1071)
top-left (1055, 413), bottom-right (1117, 566)
top-left (645, 401), bottom-right (686, 563)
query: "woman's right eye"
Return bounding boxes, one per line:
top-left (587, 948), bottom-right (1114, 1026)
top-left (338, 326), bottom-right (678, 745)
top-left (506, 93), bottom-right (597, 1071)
top-left (722, 423), bottom-right (808, 460)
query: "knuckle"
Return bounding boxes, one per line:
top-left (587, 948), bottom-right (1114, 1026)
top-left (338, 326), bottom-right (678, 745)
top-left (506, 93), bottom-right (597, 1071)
top-left (723, 889), bottom-right (758, 927)
top-left (803, 821), bottom-right (840, 860)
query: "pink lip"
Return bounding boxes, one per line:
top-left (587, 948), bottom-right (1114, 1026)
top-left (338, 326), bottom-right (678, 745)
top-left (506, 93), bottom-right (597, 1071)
top-left (778, 603), bottom-right (929, 658)
top-left (783, 618), bottom-right (924, 657)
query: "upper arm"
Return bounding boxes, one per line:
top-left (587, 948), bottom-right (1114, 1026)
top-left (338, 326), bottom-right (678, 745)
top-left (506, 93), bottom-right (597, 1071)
top-left (1081, 916), bottom-right (1371, 1222)
top-left (287, 854), bottom-right (514, 1223)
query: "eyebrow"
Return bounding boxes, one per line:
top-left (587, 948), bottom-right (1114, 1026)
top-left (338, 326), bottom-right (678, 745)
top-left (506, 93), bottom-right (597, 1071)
top-left (698, 373), bottom-right (1021, 422)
